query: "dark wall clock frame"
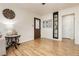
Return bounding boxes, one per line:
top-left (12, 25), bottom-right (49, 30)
top-left (3, 9), bottom-right (15, 19)
top-left (53, 12), bottom-right (59, 39)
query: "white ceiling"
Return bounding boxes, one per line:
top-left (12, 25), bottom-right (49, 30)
top-left (0, 3), bottom-right (79, 15)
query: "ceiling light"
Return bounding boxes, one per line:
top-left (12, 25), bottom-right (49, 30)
top-left (42, 3), bottom-right (46, 5)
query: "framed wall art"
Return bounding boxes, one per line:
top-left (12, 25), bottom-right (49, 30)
top-left (42, 19), bottom-right (52, 28)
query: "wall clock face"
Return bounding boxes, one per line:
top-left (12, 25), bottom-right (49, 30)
top-left (3, 9), bottom-right (15, 19)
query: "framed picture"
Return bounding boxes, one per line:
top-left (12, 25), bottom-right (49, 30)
top-left (46, 21), bottom-right (48, 27)
top-left (48, 19), bottom-right (52, 28)
top-left (43, 21), bottom-right (46, 28)
top-left (43, 19), bottom-right (52, 28)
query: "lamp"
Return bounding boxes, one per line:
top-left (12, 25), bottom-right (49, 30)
top-left (1, 19), bottom-right (17, 36)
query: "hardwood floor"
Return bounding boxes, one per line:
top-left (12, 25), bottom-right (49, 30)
top-left (6, 38), bottom-right (79, 56)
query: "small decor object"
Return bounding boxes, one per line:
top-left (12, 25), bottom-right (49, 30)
top-left (6, 29), bottom-right (17, 36)
top-left (3, 9), bottom-right (15, 19)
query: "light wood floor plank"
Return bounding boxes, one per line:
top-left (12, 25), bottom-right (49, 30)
top-left (6, 38), bottom-right (79, 56)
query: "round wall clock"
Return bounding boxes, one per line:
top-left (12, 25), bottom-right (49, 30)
top-left (3, 9), bottom-right (15, 19)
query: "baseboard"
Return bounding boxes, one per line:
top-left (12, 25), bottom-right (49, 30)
top-left (75, 41), bottom-right (79, 45)
top-left (19, 39), bottom-right (34, 43)
top-left (2, 54), bottom-right (7, 56)
top-left (41, 37), bottom-right (62, 41)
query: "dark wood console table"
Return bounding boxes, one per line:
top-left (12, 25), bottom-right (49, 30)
top-left (5, 35), bottom-right (21, 49)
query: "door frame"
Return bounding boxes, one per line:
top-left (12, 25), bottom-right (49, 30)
top-left (62, 13), bottom-right (75, 41)
top-left (34, 17), bottom-right (41, 39)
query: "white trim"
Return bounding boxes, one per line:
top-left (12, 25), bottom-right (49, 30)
top-left (19, 39), bottom-right (34, 43)
top-left (41, 38), bottom-right (62, 41)
top-left (75, 41), bottom-right (79, 44)
top-left (53, 39), bottom-right (62, 41)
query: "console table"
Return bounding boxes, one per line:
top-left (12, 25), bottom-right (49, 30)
top-left (5, 35), bottom-right (21, 49)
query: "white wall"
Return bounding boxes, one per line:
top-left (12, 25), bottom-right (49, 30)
top-left (41, 13), bottom-right (53, 39)
top-left (0, 5), bottom-right (40, 43)
top-left (62, 14), bottom-right (75, 39)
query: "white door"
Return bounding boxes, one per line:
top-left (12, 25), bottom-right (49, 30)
top-left (62, 14), bottom-right (75, 40)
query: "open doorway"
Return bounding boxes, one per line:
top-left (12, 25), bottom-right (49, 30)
top-left (62, 14), bottom-right (75, 42)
